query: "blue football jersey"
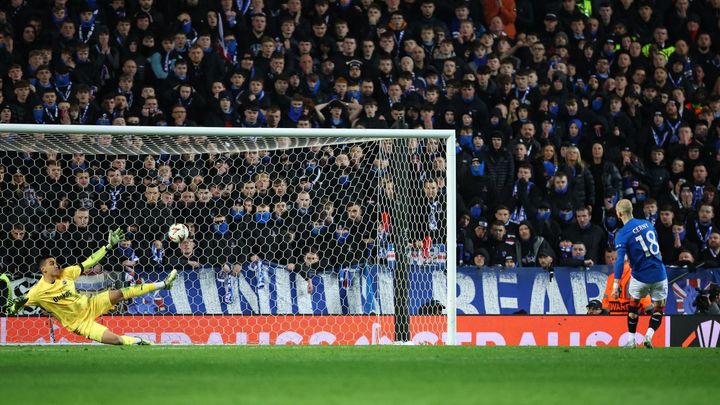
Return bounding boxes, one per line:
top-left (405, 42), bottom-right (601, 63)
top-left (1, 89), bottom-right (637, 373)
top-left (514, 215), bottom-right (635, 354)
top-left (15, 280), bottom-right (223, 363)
top-left (614, 218), bottom-right (667, 283)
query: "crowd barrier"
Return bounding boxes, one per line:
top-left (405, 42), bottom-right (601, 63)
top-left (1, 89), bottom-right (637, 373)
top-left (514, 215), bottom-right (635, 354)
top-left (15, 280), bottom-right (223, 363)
top-left (3, 315), bottom-right (719, 347)
top-left (4, 264), bottom-right (718, 345)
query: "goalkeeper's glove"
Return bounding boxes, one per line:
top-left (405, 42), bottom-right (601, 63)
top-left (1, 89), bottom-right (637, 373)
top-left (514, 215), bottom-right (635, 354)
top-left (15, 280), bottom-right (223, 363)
top-left (106, 228), bottom-right (125, 250)
top-left (7, 295), bottom-right (28, 314)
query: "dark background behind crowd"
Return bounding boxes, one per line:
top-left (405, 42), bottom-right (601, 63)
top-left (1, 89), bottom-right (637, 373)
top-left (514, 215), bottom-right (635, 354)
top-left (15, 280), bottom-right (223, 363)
top-left (0, 0), bottom-right (719, 277)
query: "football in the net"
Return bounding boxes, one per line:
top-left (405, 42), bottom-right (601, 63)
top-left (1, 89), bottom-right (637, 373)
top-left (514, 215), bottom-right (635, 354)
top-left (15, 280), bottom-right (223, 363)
top-left (168, 223), bottom-right (189, 243)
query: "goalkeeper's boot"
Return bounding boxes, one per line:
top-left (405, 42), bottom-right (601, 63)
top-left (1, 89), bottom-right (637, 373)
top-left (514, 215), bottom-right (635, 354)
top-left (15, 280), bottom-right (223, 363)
top-left (137, 338), bottom-right (154, 346)
top-left (163, 269), bottom-right (178, 290)
top-left (643, 335), bottom-right (653, 349)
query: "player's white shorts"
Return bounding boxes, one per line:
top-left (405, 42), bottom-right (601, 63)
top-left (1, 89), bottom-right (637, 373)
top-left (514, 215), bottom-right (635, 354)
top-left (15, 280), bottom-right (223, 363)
top-left (628, 276), bottom-right (668, 301)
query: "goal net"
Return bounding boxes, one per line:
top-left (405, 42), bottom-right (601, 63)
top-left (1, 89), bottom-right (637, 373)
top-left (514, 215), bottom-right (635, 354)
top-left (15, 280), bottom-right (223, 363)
top-left (0, 124), bottom-right (456, 345)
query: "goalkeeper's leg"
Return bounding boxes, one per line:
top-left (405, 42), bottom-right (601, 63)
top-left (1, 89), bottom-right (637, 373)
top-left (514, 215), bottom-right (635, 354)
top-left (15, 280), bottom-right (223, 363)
top-left (78, 321), bottom-right (152, 345)
top-left (86, 324), bottom-right (152, 345)
top-left (108, 269), bottom-right (177, 305)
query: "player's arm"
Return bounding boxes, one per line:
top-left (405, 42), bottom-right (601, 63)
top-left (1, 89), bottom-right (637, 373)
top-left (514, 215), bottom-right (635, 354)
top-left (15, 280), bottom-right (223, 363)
top-left (611, 227), bottom-right (626, 298)
top-left (612, 244), bottom-right (626, 299)
top-left (65, 228), bottom-right (125, 277)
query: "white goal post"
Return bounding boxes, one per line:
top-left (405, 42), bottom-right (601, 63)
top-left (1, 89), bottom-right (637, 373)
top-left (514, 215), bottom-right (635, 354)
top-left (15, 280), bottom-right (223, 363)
top-left (0, 124), bottom-right (456, 345)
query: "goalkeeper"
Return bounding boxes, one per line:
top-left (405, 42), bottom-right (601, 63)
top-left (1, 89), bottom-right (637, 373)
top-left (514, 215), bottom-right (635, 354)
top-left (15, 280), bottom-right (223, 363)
top-left (3, 229), bottom-right (177, 345)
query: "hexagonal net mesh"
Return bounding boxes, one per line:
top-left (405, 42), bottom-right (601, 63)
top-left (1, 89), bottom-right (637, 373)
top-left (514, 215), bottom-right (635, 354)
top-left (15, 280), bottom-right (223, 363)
top-left (0, 126), bottom-right (453, 345)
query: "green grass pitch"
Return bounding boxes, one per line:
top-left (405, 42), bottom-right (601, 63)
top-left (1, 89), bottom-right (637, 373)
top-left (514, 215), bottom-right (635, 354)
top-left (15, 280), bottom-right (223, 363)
top-left (2, 346), bottom-right (717, 405)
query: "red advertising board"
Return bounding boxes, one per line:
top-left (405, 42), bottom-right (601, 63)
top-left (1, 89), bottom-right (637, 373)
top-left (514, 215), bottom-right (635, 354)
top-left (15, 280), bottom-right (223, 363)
top-left (2, 315), bottom-right (668, 346)
top-left (1, 316), bottom-right (397, 345)
top-left (410, 316), bottom-right (668, 347)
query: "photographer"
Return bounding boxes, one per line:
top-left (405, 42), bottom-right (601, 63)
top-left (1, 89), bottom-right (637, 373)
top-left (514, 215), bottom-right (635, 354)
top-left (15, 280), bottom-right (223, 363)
top-left (694, 284), bottom-right (720, 315)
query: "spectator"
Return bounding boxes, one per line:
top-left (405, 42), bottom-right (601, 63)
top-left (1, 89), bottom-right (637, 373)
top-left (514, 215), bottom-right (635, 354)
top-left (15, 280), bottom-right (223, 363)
top-left (167, 238), bottom-right (202, 270)
top-left (126, 184), bottom-right (173, 246)
top-left (585, 299), bottom-right (610, 315)
top-left (686, 203), bottom-right (718, 252)
top-left (674, 247), bottom-right (696, 267)
top-left (560, 146), bottom-right (595, 210)
top-left (98, 168), bottom-right (136, 222)
top-left (537, 252), bottom-right (554, 268)
top-left (472, 249), bottom-right (489, 267)
top-left (65, 208), bottom-right (99, 265)
top-left (559, 241), bottom-right (594, 268)
top-left (517, 221), bottom-right (554, 267)
top-left (561, 206), bottom-right (606, 263)
top-left (2, 224), bottom-right (36, 278)
top-left (459, 157), bottom-right (496, 215)
top-left (330, 201), bottom-right (373, 268)
top-left (485, 220), bottom-right (519, 266)
top-left (588, 143), bottom-right (621, 219)
top-left (508, 163), bottom-right (541, 224)
top-left (700, 231), bottom-right (720, 268)
top-left (287, 249), bottom-right (322, 294)
top-left (482, 131), bottom-right (515, 201)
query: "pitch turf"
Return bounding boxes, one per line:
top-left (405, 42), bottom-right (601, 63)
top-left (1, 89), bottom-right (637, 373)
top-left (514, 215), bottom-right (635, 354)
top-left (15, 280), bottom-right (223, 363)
top-left (2, 346), bottom-right (717, 405)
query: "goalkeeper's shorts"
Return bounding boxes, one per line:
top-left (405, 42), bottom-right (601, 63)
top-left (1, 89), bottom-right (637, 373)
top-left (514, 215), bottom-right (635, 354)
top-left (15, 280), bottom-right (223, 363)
top-left (72, 291), bottom-right (115, 342)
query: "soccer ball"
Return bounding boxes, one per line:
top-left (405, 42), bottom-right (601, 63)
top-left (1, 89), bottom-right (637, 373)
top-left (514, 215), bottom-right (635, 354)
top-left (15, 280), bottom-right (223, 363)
top-left (168, 223), bottom-right (189, 243)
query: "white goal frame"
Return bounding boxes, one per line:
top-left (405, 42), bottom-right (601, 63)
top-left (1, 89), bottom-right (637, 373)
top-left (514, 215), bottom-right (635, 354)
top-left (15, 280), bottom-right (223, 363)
top-left (0, 124), bottom-right (457, 345)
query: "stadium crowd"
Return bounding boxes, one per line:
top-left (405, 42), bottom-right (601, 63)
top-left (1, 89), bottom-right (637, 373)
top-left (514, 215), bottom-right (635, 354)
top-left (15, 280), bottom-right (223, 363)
top-left (0, 0), bottom-right (719, 282)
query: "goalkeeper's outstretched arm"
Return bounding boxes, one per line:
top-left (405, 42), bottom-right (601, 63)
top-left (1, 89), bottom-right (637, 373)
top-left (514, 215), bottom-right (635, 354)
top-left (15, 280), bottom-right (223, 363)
top-left (77, 228), bottom-right (125, 274)
top-left (7, 294), bottom-right (28, 314)
top-left (0, 273), bottom-right (28, 314)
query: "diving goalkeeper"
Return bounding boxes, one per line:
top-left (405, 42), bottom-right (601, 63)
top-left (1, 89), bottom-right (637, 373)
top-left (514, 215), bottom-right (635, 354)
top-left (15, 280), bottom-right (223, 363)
top-left (3, 229), bottom-right (177, 345)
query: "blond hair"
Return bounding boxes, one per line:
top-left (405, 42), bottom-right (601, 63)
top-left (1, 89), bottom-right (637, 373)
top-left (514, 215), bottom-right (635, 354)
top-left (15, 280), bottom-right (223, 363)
top-left (565, 145), bottom-right (584, 171)
top-left (616, 199), bottom-right (633, 218)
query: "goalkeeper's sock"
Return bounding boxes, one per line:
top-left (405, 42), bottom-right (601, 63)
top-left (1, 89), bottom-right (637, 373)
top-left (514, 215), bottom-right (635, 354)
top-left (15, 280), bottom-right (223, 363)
top-left (120, 335), bottom-right (141, 345)
top-left (120, 283), bottom-right (164, 300)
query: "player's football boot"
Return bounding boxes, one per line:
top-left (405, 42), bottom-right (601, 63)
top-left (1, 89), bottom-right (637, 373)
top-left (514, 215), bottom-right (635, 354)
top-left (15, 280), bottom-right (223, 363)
top-left (643, 335), bottom-right (653, 349)
top-left (163, 269), bottom-right (178, 290)
top-left (624, 338), bottom-right (636, 348)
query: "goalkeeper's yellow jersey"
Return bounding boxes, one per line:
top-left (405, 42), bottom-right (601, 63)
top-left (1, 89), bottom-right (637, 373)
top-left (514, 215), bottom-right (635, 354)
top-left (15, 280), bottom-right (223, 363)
top-left (26, 265), bottom-right (90, 330)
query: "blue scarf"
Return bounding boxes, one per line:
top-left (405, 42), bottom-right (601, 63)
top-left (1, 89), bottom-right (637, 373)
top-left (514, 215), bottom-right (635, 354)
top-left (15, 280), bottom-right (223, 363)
top-left (470, 162), bottom-right (485, 177)
top-left (118, 246), bottom-right (139, 263)
top-left (309, 80), bottom-right (320, 95)
top-left (213, 222), bottom-right (230, 235)
top-left (459, 134), bottom-right (473, 148)
top-left (334, 229), bottom-right (350, 244)
top-left (229, 208), bottom-right (245, 220)
top-left (255, 212), bottom-right (271, 223)
top-left (559, 210), bottom-right (574, 222)
top-left (151, 242), bottom-right (164, 264)
top-left (311, 225), bottom-right (326, 236)
top-left (288, 105), bottom-right (303, 122)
